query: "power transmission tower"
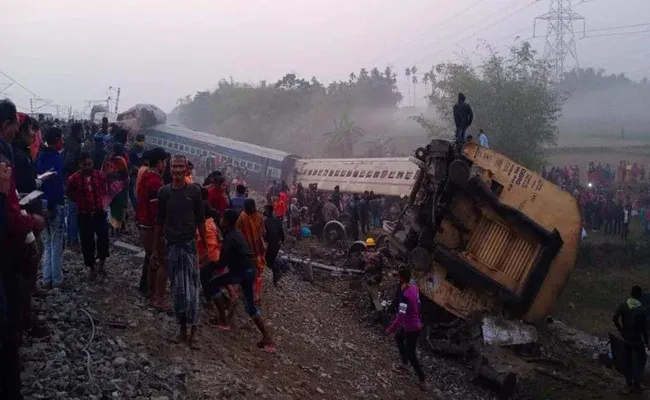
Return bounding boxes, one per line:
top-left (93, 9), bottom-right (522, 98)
top-left (534, 0), bottom-right (586, 81)
top-left (107, 86), bottom-right (121, 114)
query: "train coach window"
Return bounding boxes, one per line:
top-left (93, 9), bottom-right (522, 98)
top-left (334, 170), bottom-right (341, 177)
top-left (380, 170), bottom-right (388, 179)
top-left (306, 169), bottom-right (313, 176)
top-left (405, 172), bottom-right (413, 180)
top-left (352, 170), bottom-right (359, 177)
top-left (323, 169), bottom-right (329, 176)
top-left (373, 171), bottom-right (381, 178)
top-left (396, 171), bottom-right (404, 179)
top-left (254, 164), bottom-right (261, 172)
top-left (388, 171), bottom-right (396, 179)
top-left (359, 171), bottom-right (366, 178)
top-left (345, 170), bottom-right (353, 177)
top-left (173, 143), bottom-right (179, 150)
top-left (328, 170), bottom-right (335, 177)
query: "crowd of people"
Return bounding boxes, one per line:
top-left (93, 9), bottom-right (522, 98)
top-left (0, 98), bottom-right (428, 398)
top-left (542, 161), bottom-right (650, 240)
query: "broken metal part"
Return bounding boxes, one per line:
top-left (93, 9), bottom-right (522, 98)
top-left (348, 240), bottom-right (368, 255)
top-left (277, 251), bottom-right (362, 275)
top-left (472, 356), bottom-right (517, 398)
top-left (481, 316), bottom-right (539, 347)
top-left (407, 247), bottom-right (431, 273)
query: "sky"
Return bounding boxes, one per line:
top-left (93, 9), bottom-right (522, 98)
top-left (1, 0), bottom-right (649, 117)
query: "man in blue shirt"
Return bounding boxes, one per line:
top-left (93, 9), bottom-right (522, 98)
top-left (230, 184), bottom-right (247, 215)
top-left (36, 127), bottom-right (66, 289)
top-left (478, 129), bottom-right (489, 148)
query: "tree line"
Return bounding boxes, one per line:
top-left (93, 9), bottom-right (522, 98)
top-left (176, 42), bottom-right (648, 170)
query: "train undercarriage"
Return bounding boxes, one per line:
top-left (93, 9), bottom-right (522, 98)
top-left (337, 139), bottom-right (582, 397)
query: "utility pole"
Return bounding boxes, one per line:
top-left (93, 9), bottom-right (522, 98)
top-left (30, 98), bottom-right (33, 113)
top-left (114, 87), bottom-right (121, 113)
top-left (534, 0), bottom-right (586, 81)
top-left (107, 86), bottom-right (121, 114)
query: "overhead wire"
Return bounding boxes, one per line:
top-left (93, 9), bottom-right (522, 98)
top-left (365, 0), bottom-right (488, 66)
top-left (585, 22), bottom-right (650, 33)
top-left (0, 69), bottom-right (43, 100)
top-left (411, 0), bottom-right (539, 66)
top-left (583, 28), bottom-right (650, 39)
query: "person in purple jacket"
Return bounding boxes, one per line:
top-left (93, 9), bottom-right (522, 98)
top-left (385, 267), bottom-right (428, 392)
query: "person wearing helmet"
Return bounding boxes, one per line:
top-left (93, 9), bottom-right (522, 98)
top-left (357, 238), bottom-right (390, 311)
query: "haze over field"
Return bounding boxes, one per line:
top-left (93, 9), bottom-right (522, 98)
top-left (1, 0), bottom-right (649, 161)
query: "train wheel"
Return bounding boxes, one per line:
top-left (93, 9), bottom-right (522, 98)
top-left (323, 220), bottom-right (347, 244)
top-left (348, 240), bottom-right (367, 255)
top-left (448, 159), bottom-right (471, 187)
top-left (415, 147), bottom-right (427, 161)
top-left (338, 212), bottom-right (351, 226)
top-left (408, 246), bottom-right (432, 274)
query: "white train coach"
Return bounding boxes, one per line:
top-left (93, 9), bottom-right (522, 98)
top-left (294, 157), bottom-right (420, 197)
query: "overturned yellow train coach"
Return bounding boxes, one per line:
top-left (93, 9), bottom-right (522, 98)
top-left (405, 141), bottom-right (582, 323)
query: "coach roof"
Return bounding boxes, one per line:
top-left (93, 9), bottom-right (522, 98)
top-left (150, 124), bottom-right (293, 162)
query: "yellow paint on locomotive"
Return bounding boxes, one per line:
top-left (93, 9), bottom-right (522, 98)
top-left (417, 143), bottom-right (582, 323)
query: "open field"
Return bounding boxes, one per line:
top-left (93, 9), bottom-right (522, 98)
top-left (554, 219), bottom-right (650, 336)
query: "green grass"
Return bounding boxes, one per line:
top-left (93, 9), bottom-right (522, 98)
top-left (555, 219), bottom-right (650, 336)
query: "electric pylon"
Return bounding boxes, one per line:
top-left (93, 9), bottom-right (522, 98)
top-left (534, 0), bottom-right (586, 81)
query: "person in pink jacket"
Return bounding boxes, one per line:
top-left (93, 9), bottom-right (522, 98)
top-left (385, 268), bottom-right (428, 392)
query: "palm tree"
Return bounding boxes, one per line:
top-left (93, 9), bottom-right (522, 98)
top-left (323, 113), bottom-right (365, 157)
top-left (411, 66), bottom-right (418, 107)
top-left (422, 72), bottom-right (430, 96)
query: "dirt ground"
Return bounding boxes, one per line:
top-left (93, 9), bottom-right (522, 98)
top-left (78, 235), bottom-right (494, 400)
top-left (27, 220), bottom-right (650, 400)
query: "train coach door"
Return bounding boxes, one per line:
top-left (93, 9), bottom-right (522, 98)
top-left (282, 155), bottom-right (299, 184)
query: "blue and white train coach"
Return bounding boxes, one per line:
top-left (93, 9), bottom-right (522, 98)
top-left (143, 124), bottom-right (299, 186)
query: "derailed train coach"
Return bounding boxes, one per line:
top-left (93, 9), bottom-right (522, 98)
top-left (142, 124), bottom-right (300, 187)
top-left (385, 140), bottom-right (583, 324)
top-left (293, 157), bottom-right (420, 197)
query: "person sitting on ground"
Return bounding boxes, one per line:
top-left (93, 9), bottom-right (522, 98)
top-left (200, 209), bottom-right (276, 352)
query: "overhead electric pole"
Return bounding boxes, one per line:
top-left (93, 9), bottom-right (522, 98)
top-left (107, 86), bottom-right (121, 114)
top-left (534, 0), bottom-right (586, 81)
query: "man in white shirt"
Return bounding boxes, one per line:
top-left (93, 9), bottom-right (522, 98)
top-left (478, 129), bottom-right (489, 148)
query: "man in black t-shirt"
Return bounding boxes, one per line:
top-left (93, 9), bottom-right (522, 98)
top-left (154, 154), bottom-right (206, 349)
top-left (613, 285), bottom-right (649, 394)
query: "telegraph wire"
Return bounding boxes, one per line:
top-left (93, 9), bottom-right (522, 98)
top-left (411, 0), bottom-right (539, 66)
top-left (583, 28), bottom-right (650, 39)
top-left (366, 0), bottom-right (487, 65)
top-left (0, 69), bottom-right (44, 100)
top-left (585, 22), bottom-right (650, 33)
